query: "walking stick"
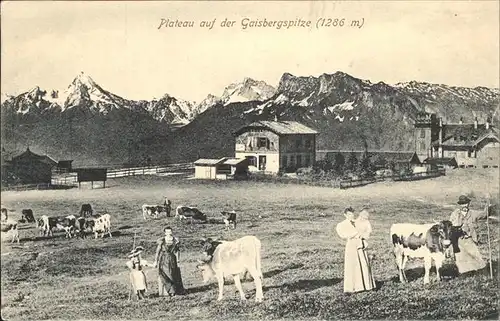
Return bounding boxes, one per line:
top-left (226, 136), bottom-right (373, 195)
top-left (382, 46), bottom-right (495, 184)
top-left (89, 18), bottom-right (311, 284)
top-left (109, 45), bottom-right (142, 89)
top-left (485, 194), bottom-right (493, 279)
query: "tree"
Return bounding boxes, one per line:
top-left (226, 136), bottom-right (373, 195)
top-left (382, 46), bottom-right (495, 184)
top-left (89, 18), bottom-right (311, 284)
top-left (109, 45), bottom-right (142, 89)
top-left (373, 154), bottom-right (387, 170)
top-left (357, 151), bottom-right (375, 178)
top-left (333, 152), bottom-right (345, 174)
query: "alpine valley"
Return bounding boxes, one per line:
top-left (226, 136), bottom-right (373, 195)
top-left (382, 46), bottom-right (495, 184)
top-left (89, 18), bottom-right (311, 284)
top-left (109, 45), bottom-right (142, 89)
top-left (1, 72), bottom-right (498, 166)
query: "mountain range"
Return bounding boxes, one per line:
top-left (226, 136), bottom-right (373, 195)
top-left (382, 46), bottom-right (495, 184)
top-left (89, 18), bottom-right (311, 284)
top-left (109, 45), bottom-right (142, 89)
top-left (1, 71), bottom-right (498, 166)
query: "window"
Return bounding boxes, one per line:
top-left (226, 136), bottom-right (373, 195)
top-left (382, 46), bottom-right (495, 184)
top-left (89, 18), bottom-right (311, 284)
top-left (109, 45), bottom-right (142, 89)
top-left (305, 155), bottom-right (311, 166)
top-left (257, 137), bottom-right (269, 149)
top-left (246, 156), bottom-right (257, 167)
top-left (420, 129), bottom-right (426, 139)
top-left (305, 139), bottom-right (311, 149)
top-left (295, 139), bottom-right (301, 149)
top-left (296, 155), bottom-right (302, 167)
top-left (290, 155), bottom-right (295, 165)
top-left (257, 137), bottom-right (269, 148)
top-left (281, 156), bottom-right (287, 167)
top-left (419, 142), bottom-right (426, 151)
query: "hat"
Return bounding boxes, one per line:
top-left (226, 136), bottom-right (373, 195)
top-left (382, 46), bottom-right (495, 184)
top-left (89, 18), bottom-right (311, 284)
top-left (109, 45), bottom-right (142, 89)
top-left (344, 207), bottom-right (355, 214)
top-left (457, 195), bottom-right (471, 205)
top-left (128, 246), bottom-right (144, 258)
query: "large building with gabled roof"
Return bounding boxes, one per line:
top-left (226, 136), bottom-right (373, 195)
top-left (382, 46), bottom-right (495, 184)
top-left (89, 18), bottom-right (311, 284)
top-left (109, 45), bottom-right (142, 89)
top-left (233, 120), bottom-right (319, 173)
top-left (414, 112), bottom-right (499, 168)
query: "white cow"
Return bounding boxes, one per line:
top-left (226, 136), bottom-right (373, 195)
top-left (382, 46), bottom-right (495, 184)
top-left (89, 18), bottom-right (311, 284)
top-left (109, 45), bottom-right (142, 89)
top-left (390, 220), bottom-right (456, 284)
top-left (1, 219), bottom-right (19, 243)
top-left (197, 235), bottom-right (263, 302)
top-left (142, 204), bottom-right (162, 220)
top-left (93, 213), bottom-right (112, 239)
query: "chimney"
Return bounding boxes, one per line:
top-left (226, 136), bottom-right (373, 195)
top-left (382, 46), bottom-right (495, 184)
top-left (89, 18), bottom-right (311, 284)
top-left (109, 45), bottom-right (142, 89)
top-left (438, 117), bottom-right (443, 158)
top-left (474, 117), bottom-right (478, 129)
top-left (459, 117), bottom-right (463, 124)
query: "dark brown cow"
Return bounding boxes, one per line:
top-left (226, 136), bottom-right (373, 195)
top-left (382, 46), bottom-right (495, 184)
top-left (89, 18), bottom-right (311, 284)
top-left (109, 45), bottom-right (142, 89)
top-left (175, 206), bottom-right (207, 222)
top-left (21, 209), bottom-right (35, 223)
top-left (80, 204), bottom-right (93, 217)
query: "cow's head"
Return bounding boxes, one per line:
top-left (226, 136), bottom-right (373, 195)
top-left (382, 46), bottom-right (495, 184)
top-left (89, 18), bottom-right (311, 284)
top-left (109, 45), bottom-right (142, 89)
top-left (196, 259), bottom-right (214, 284)
top-left (200, 238), bottom-right (221, 257)
top-left (427, 220), bottom-right (454, 254)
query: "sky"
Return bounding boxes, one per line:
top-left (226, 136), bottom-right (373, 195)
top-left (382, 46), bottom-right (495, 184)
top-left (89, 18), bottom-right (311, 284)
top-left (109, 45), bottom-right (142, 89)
top-left (1, 1), bottom-right (499, 103)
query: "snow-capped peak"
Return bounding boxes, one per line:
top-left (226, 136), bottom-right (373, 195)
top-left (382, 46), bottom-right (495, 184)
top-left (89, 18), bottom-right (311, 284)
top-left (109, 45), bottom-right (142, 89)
top-left (221, 77), bottom-right (276, 106)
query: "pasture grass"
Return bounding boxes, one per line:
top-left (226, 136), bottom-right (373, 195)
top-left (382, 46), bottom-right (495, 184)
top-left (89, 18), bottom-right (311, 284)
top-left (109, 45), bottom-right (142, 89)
top-left (1, 168), bottom-right (499, 320)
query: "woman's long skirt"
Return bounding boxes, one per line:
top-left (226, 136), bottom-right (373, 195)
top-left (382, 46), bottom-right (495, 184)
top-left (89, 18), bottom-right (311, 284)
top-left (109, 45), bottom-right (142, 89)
top-left (343, 239), bottom-right (376, 293)
top-left (158, 253), bottom-right (185, 296)
top-left (455, 238), bottom-right (486, 274)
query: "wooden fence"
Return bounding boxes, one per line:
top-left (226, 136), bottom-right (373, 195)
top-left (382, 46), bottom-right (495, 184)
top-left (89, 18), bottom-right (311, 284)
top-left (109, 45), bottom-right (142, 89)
top-left (51, 163), bottom-right (194, 186)
top-left (249, 169), bottom-right (446, 190)
top-left (339, 169), bottom-right (446, 189)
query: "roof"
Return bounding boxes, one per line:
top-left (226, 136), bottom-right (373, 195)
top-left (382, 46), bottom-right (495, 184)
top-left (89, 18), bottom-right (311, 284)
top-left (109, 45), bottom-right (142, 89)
top-left (423, 157), bottom-right (458, 166)
top-left (223, 158), bottom-right (247, 166)
top-left (317, 150), bottom-right (420, 163)
top-left (193, 158), bottom-right (227, 166)
top-left (234, 121), bottom-right (319, 136)
top-left (432, 124), bottom-right (498, 147)
top-left (11, 148), bottom-right (58, 167)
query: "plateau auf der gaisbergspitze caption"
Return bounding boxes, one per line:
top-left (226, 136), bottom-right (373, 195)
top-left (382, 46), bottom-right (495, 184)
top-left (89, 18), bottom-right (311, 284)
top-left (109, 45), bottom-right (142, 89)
top-left (157, 17), bottom-right (365, 30)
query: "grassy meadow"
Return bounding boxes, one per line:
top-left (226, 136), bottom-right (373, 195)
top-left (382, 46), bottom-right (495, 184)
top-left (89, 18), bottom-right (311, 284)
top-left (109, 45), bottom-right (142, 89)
top-left (1, 169), bottom-right (499, 320)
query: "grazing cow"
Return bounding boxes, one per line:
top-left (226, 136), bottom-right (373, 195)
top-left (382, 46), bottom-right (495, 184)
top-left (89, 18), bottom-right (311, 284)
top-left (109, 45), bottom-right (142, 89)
top-left (37, 215), bottom-right (75, 238)
top-left (93, 213), bottom-right (112, 238)
top-left (80, 204), bottom-right (93, 217)
top-left (221, 211), bottom-right (237, 230)
top-left (1, 219), bottom-right (20, 243)
top-left (175, 206), bottom-right (207, 222)
top-left (21, 209), bottom-right (35, 223)
top-left (163, 198), bottom-right (172, 217)
top-left (76, 217), bottom-right (88, 238)
top-left (197, 235), bottom-right (263, 302)
top-left (1, 207), bottom-right (8, 222)
top-left (38, 215), bottom-right (57, 237)
top-left (142, 204), bottom-right (163, 220)
top-left (55, 215), bottom-right (77, 238)
top-left (390, 220), bottom-right (456, 284)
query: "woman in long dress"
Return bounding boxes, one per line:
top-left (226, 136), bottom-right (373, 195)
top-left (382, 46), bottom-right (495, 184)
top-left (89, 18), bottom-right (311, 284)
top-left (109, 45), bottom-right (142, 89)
top-left (336, 207), bottom-right (376, 293)
top-left (153, 226), bottom-right (186, 297)
top-left (449, 195), bottom-right (486, 274)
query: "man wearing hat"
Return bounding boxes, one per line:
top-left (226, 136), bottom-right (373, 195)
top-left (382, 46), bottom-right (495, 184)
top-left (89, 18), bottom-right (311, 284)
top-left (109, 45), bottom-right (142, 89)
top-left (126, 246), bottom-right (152, 300)
top-left (449, 195), bottom-right (486, 274)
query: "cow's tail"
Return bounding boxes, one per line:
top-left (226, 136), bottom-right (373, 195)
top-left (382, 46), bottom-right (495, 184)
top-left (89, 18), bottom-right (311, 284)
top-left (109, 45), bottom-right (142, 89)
top-left (255, 237), bottom-right (263, 279)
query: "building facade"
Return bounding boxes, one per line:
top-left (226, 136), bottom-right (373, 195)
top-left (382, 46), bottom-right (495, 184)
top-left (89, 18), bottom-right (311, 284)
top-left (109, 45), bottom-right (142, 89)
top-left (193, 157), bottom-right (249, 180)
top-left (233, 121), bottom-right (318, 173)
top-left (414, 112), bottom-right (499, 168)
top-left (7, 148), bottom-right (57, 185)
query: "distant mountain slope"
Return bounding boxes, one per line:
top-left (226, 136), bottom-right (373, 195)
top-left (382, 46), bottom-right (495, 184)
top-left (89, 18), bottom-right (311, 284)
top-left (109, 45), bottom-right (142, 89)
top-left (2, 71), bottom-right (498, 166)
top-left (193, 77), bottom-right (276, 116)
top-left (162, 72), bottom-right (499, 163)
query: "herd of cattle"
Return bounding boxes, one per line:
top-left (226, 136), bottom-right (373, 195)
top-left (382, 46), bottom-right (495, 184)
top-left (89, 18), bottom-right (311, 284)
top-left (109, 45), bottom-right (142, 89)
top-left (0, 197), bottom-right (488, 302)
top-left (0, 198), bottom-right (238, 244)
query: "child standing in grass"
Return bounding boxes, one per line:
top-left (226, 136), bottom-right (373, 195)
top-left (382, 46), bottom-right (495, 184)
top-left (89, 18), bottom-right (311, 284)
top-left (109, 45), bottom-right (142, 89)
top-left (126, 246), bottom-right (153, 300)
